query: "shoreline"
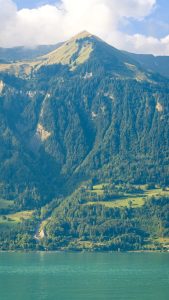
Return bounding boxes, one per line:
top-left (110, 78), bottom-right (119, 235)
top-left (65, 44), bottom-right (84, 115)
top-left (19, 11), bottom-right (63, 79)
top-left (0, 249), bottom-right (168, 254)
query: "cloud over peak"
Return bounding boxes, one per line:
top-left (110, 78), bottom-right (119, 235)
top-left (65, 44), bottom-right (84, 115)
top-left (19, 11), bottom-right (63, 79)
top-left (0, 0), bottom-right (169, 55)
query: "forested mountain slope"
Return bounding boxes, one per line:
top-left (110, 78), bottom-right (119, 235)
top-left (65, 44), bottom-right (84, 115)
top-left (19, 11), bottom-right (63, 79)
top-left (0, 31), bottom-right (169, 209)
top-left (0, 31), bottom-right (169, 251)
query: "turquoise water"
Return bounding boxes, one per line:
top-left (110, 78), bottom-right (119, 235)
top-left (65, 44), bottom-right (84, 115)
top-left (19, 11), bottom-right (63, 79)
top-left (0, 252), bottom-right (169, 300)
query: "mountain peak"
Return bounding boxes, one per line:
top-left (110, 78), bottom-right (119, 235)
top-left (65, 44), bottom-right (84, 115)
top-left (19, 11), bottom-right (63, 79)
top-left (37, 31), bottom-right (147, 79)
top-left (70, 31), bottom-right (93, 40)
top-left (39, 31), bottom-right (94, 69)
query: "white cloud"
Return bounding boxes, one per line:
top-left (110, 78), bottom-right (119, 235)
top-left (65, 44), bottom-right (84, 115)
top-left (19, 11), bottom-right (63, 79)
top-left (0, 0), bottom-right (169, 55)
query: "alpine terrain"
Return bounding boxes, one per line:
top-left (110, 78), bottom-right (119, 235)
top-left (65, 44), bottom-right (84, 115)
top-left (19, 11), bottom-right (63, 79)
top-left (0, 31), bottom-right (169, 251)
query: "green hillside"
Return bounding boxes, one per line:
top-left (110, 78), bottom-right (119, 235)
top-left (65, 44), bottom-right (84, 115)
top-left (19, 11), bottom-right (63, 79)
top-left (0, 32), bottom-right (168, 251)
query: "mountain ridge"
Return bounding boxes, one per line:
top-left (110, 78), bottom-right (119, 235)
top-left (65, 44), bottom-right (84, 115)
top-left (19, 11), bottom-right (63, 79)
top-left (0, 31), bottom-right (166, 80)
top-left (1, 31), bottom-right (169, 78)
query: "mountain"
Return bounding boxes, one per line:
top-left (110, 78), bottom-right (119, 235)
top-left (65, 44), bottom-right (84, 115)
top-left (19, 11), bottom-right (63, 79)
top-left (126, 52), bottom-right (169, 79)
top-left (0, 31), bottom-right (169, 251)
top-left (0, 44), bottom-right (62, 62)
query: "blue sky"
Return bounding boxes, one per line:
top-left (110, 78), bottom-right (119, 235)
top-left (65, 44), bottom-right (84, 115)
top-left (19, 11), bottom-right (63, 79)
top-left (1, 0), bottom-right (169, 55)
top-left (124, 0), bottom-right (169, 38)
top-left (14, 1), bottom-right (58, 9)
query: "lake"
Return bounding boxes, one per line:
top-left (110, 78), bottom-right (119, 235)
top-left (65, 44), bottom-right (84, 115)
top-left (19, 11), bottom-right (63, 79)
top-left (0, 252), bottom-right (169, 300)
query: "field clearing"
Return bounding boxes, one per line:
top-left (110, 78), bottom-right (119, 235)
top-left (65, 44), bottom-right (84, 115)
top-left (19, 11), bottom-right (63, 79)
top-left (0, 211), bottom-right (34, 224)
top-left (9, 211), bottom-right (34, 222)
top-left (87, 196), bottom-right (145, 208)
top-left (0, 199), bottom-right (14, 209)
top-left (93, 183), bottom-right (109, 190)
top-left (86, 185), bottom-right (169, 209)
top-left (145, 188), bottom-right (169, 197)
top-left (88, 184), bottom-right (109, 196)
top-left (0, 216), bottom-right (15, 225)
top-left (89, 189), bottom-right (104, 196)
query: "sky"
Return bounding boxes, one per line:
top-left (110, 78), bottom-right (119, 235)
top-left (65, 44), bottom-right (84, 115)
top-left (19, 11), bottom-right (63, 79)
top-left (0, 0), bottom-right (169, 55)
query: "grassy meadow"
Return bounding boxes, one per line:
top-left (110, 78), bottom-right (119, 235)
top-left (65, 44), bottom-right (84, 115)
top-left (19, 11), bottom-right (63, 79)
top-left (86, 184), bottom-right (169, 208)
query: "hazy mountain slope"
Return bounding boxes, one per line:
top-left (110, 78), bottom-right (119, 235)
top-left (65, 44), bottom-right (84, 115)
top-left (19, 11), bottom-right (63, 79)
top-left (0, 44), bottom-right (62, 62)
top-left (126, 52), bottom-right (169, 79)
